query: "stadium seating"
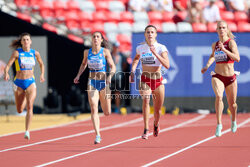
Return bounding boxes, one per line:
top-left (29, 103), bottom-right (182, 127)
top-left (68, 34), bottom-right (84, 44)
top-left (148, 11), bottom-right (163, 23)
top-left (107, 32), bottom-right (118, 43)
top-left (93, 11), bottom-right (108, 23)
top-left (91, 22), bottom-right (105, 34)
top-left (234, 11), bottom-right (248, 23)
top-left (15, 0), bottom-right (29, 11)
top-left (40, 9), bottom-right (54, 22)
top-left (132, 22), bottom-right (148, 33)
top-left (94, 1), bottom-right (109, 12)
top-left (66, 20), bottom-right (81, 33)
top-left (16, 12), bottom-right (31, 23)
top-left (79, 1), bottom-right (95, 12)
top-left (67, 0), bottom-right (80, 12)
top-left (106, 11), bottom-right (121, 23)
top-left (39, 1), bottom-right (53, 12)
top-left (104, 22), bottom-right (118, 34)
top-left (42, 23), bottom-right (58, 34)
top-left (118, 22), bottom-right (133, 34)
top-left (220, 11), bottom-right (235, 23)
top-left (29, 0), bottom-right (40, 12)
top-left (177, 22), bottom-right (193, 32)
top-left (150, 22), bottom-right (163, 32)
top-left (7, 0), bottom-right (250, 54)
top-left (215, 0), bottom-right (226, 11)
top-left (207, 22), bottom-right (217, 32)
top-left (192, 23), bottom-right (207, 32)
top-left (227, 22), bottom-right (237, 32)
top-left (237, 22), bottom-right (250, 32)
top-left (65, 11), bottom-right (80, 22)
top-left (79, 11), bottom-right (93, 22)
top-left (120, 11), bottom-right (134, 24)
top-left (162, 22), bottom-right (177, 32)
top-left (133, 12), bottom-right (149, 23)
top-left (53, 0), bottom-right (67, 12)
top-left (162, 12), bottom-right (175, 22)
top-left (54, 9), bottom-right (66, 23)
top-left (109, 1), bottom-right (125, 13)
top-left (80, 21), bottom-right (92, 34)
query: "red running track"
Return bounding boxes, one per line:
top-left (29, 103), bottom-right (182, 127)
top-left (0, 113), bottom-right (249, 167)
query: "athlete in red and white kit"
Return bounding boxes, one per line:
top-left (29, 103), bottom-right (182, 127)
top-left (130, 25), bottom-right (170, 139)
top-left (201, 20), bottom-right (240, 137)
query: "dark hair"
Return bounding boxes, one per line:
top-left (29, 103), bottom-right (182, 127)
top-left (9, 32), bottom-right (31, 49)
top-left (145, 25), bottom-right (157, 32)
top-left (92, 31), bottom-right (110, 49)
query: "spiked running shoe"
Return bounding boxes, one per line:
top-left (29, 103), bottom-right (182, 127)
top-left (24, 131), bottom-right (30, 140)
top-left (215, 124), bottom-right (222, 137)
top-left (141, 129), bottom-right (149, 140)
top-left (231, 121), bottom-right (237, 133)
top-left (94, 135), bottom-right (101, 144)
top-left (153, 123), bottom-right (160, 137)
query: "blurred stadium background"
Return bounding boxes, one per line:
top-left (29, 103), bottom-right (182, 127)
top-left (0, 0), bottom-right (249, 117)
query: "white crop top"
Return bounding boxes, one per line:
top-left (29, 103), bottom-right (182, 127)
top-left (136, 42), bottom-right (168, 66)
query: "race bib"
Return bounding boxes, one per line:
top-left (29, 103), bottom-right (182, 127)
top-left (88, 59), bottom-right (103, 70)
top-left (141, 53), bottom-right (155, 64)
top-left (20, 57), bottom-right (35, 69)
top-left (214, 51), bottom-right (227, 62)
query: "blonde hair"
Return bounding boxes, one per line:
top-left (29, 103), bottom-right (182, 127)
top-left (217, 20), bottom-right (235, 40)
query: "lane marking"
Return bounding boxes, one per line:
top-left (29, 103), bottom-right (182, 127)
top-left (0, 116), bottom-right (144, 153)
top-left (0, 115), bottom-right (94, 138)
top-left (35, 115), bottom-right (206, 167)
top-left (142, 118), bottom-right (250, 167)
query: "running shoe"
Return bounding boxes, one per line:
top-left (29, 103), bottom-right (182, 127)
top-left (24, 131), bottom-right (30, 140)
top-left (231, 121), bottom-right (237, 133)
top-left (94, 135), bottom-right (101, 144)
top-left (215, 124), bottom-right (222, 137)
top-left (153, 123), bottom-right (160, 137)
top-left (141, 129), bottom-right (149, 140)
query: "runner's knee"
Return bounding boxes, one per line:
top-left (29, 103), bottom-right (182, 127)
top-left (215, 96), bottom-right (223, 102)
top-left (229, 102), bottom-right (237, 111)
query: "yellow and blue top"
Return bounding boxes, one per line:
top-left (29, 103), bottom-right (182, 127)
top-left (15, 48), bottom-right (36, 71)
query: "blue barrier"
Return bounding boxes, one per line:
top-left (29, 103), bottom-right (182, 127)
top-left (131, 33), bottom-right (250, 97)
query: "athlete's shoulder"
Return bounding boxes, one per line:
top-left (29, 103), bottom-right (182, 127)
top-left (34, 50), bottom-right (40, 56)
top-left (16, 47), bottom-right (22, 52)
top-left (156, 42), bottom-right (167, 48)
top-left (136, 42), bottom-right (146, 49)
top-left (85, 48), bottom-right (90, 53)
top-left (212, 41), bottom-right (217, 47)
top-left (103, 47), bottom-right (109, 52)
top-left (228, 38), bottom-right (236, 44)
top-left (30, 48), bottom-right (35, 52)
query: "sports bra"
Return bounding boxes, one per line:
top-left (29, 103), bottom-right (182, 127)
top-left (214, 39), bottom-right (234, 64)
top-left (136, 42), bottom-right (168, 67)
top-left (87, 47), bottom-right (106, 72)
top-left (15, 48), bottom-right (36, 71)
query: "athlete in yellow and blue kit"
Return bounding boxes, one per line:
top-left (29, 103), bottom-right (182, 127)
top-left (4, 32), bottom-right (45, 140)
top-left (14, 47), bottom-right (36, 90)
top-left (74, 31), bottom-right (116, 144)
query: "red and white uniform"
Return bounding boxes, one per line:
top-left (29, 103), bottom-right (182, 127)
top-left (136, 42), bottom-right (168, 67)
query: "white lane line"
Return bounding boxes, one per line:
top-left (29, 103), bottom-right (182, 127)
top-left (0, 116), bottom-right (144, 153)
top-left (142, 118), bottom-right (250, 167)
top-left (0, 115), bottom-right (94, 138)
top-left (35, 115), bottom-right (206, 167)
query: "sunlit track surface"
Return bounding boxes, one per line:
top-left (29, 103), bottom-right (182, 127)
top-left (0, 113), bottom-right (249, 167)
